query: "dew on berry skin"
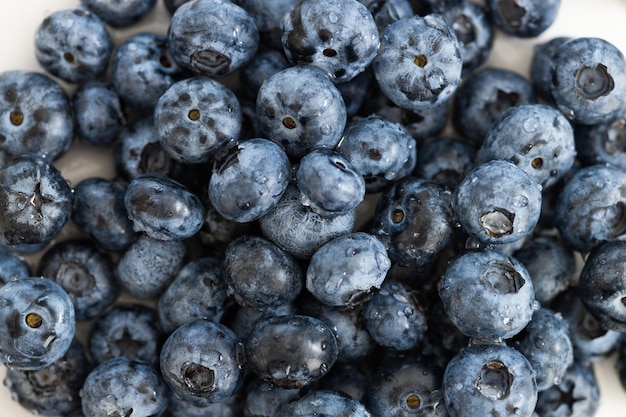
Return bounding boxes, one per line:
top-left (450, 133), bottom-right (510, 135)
top-left (328, 12), bottom-right (339, 23)
top-left (512, 195), bottom-right (529, 207)
top-left (522, 117), bottom-right (540, 133)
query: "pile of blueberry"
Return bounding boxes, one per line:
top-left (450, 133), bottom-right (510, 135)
top-left (1, 0), bottom-right (626, 416)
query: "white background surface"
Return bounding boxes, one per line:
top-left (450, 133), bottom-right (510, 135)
top-left (0, 0), bottom-right (625, 416)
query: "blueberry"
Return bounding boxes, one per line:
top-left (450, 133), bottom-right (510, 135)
top-left (371, 177), bottom-right (455, 267)
top-left (439, 249), bottom-right (536, 341)
top-left (255, 65), bottom-right (347, 159)
top-left (244, 314), bottom-right (338, 389)
top-left (554, 164), bottom-right (626, 254)
top-left (414, 137), bottom-right (477, 190)
top-left (275, 389), bottom-right (372, 417)
top-left (281, 0), bottom-right (380, 83)
top-left (574, 109), bottom-right (626, 170)
top-left (513, 234), bottom-right (576, 304)
top-left (336, 69), bottom-right (374, 117)
top-left (320, 362), bottom-right (369, 402)
top-left (223, 235), bottom-right (302, 308)
top-left (37, 240), bottom-right (118, 321)
top-left (81, 0), bottom-right (157, 27)
top-left (3, 339), bottom-right (91, 416)
top-left (208, 138), bottom-right (291, 223)
top-left (442, 343), bottom-right (537, 417)
top-left (550, 37), bottom-right (626, 125)
top-left (242, 378), bottom-right (300, 417)
top-left (154, 76), bottom-right (242, 164)
top-left (359, 0), bottom-right (414, 33)
top-left (372, 14), bottom-right (462, 111)
top-left (72, 80), bottom-right (125, 147)
top-left (512, 307), bottom-right (574, 391)
top-left (115, 234), bottom-right (186, 299)
top-left (238, 49), bottom-right (289, 100)
top-left (535, 361), bottom-right (600, 417)
top-left (80, 357), bottom-right (169, 417)
top-left (0, 71), bottom-right (73, 165)
top-left (453, 160), bottom-right (543, 245)
top-left (452, 67), bottom-right (536, 145)
top-left (125, 173), bottom-right (205, 241)
top-left (240, 0), bottom-right (300, 50)
top-left (0, 157), bottom-right (73, 247)
top-left (306, 232), bottom-right (390, 307)
top-left (529, 36), bottom-right (571, 102)
top-left (35, 7), bottom-right (113, 83)
top-left (226, 303), bottom-right (298, 340)
top-left (296, 149), bottom-right (366, 214)
top-left (72, 177), bottom-right (136, 252)
top-left (259, 183), bottom-right (356, 259)
top-left (160, 319), bottom-right (242, 405)
top-left (488, 0), bottom-right (561, 38)
top-left (157, 257), bottom-right (228, 334)
top-left (363, 279), bottom-right (427, 351)
top-left (88, 304), bottom-right (163, 365)
top-left (0, 252), bottom-right (31, 286)
top-left (477, 103), bottom-right (576, 189)
top-left (167, 0), bottom-right (259, 77)
top-left (167, 388), bottom-right (244, 417)
top-left (367, 355), bottom-right (447, 417)
top-left (0, 277), bottom-right (75, 370)
top-left (337, 115), bottom-right (417, 193)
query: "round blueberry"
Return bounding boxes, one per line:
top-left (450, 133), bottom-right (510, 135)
top-left (530, 36), bottom-right (571, 102)
top-left (414, 137), bottom-right (477, 190)
top-left (0, 252), bottom-right (31, 286)
top-left (240, 0), bottom-right (300, 50)
top-left (81, 0), bottom-right (157, 27)
top-left (488, 0), bottom-right (561, 38)
top-left (275, 389), bottom-right (371, 417)
top-left (72, 80), bottom-right (125, 147)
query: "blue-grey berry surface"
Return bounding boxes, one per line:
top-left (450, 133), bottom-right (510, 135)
top-left (275, 389), bottom-right (372, 417)
top-left (81, 0), bottom-right (157, 27)
top-left (72, 80), bottom-right (124, 147)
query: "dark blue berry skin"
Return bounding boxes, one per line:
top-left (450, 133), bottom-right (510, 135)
top-left (359, 0), bottom-right (414, 33)
top-left (0, 252), bottom-right (31, 286)
top-left (574, 110), bottom-right (626, 170)
top-left (551, 288), bottom-right (623, 363)
top-left (488, 0), bottom-right (560, 38)
top-left (0, 277), bottom-right (75, 370)
top-left (256, 65), bottom-right (347, 160)
top-left (297, 149), bottom-right (366, 214)
top-left (337, 116), bottom-right (417, 193)
top-left (88, 304), bottom-right (163, 365)
top-left (452, 67), bottom-right (536, 145)
top-left (224, 235), bottom-right (302, 308)
top-left (453, 160), bottom-right (543, 245)
top-left (0, 71), bottom-right (73, 165)
top-left (81, 357), bottom-right (169, 417)
top-left (115, 234), bottom-right (186, 299)
top-left (167, 0), bottom-right (259, 77)
top-left (72, 177), bottom-right (136, 252)
top-left (337, 69), bottom-right (374, 118)
top-left (550, 37), bottom-right (626, 125)
top-left (244, 314), bottom-right (339, 389)
top-left (415, 137), bottom-right (477, 191)
top-left (443, 343), bottom-right (537, 417)
top-left (303, 296), bottom-right (375, 362)
top-left (530, 36), bottom-right (571, 102)
top-left (239, 49), bottom-right (289, 100)
top-left (155, 76), bottom-right (242, 164)
top-left (241, 0), bottom-right (300, 50)
top-left (367, 355), bottom-right (447, 417)
top-left (209, 138), bottom-right (291, 223)
top-left (0, 157), bottom-right (73, 247)
top-left (37, 240), bottom-right (118, 321)
top-left (535, 361), bottom-right (600, 417)
top-left (373, 14), bottom-right (462, 111)
top-left (513, 307), bottom-right (574, 391)
top-left (114, 117), bottom-right (177, 180)
top-left (157, 257), bottom-right (228, 334)
top-left (275, 389), bottom-right (372, 417)
top-left (513, 235), bottom-right (576, 304)
top-left (363, 279), bottom-right (427, 351)
top-left (72, 80), bottom-right (124, 147)
top-left (81, 0), bottom-right (157, 27)
top-left (125, 173), bottom-right (205, 241)
top-left (111, 32), bottom-right (183, 112)
top-left (477, 104), bottom-right (576, 189)
top-left (281, 0), bottom-right (380, 83)
top-left (306, 232), bottom-right (390, 308)
top-left (160, 319), bottom-right (242, 405)
top-left (259, 183), bottom-right (356, 259)
top-left (3, 339), bottom-right (91, 416)
top-left (578, 240), bottom-right (626, 332)
top-left (321, 362), bottom-right (369, 401)
top-left (554, 164), bottom-right (626, 254)
top-left (167, 389), bottom-right (244, 417)
top-left (243, 378), bottom-right (300, 417)
top-left (439, 249), bottom-right (536, 341)
top-left (34, 7), bottom-right (113, 83)
top-left (372, 177), bottom-right (455, 267)
top-left (227, 303), bottom-right (298, 340)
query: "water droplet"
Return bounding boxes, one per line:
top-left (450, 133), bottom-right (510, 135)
top-left (523, 117), bottom-right (539, 133)
top-left (512, 195), bottom-right (528, 207)
top-left (328, 12), bottom-right (339, 23)
top-left (320, 125), bottom-right (332, 136)
top-left (165, 211), bottom-right (173, 217)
